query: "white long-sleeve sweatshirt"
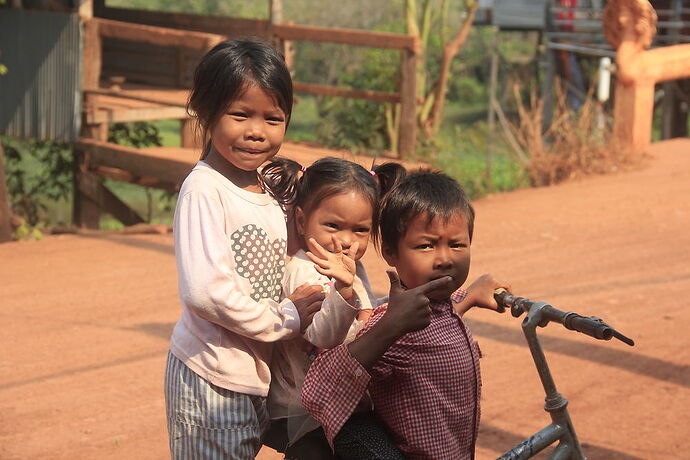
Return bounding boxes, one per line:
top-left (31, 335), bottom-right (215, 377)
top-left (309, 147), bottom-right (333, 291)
top-left (169, 161), bottom-right (300, 397)
top-left (268, 249), bottom-right (378, 443)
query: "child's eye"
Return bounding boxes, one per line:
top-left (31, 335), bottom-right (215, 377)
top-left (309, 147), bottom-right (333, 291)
top-left (355, 228), bottom-right (370, 234)
top-left (415, 243), bottom-right (432, 250)
top-left (451, 242), bottom-right (469, 249)
top-left (266, 116), bottom-right (285, 124)
top-left (324, 223), bottom-right (339, 230)
top-left (229, 112), bottom-right (247, 119)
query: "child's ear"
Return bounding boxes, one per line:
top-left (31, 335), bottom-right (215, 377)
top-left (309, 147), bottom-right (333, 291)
top-left (295, 206), bottom-right (306, 236)
top-left (381, 244), bottom-right (397, 267)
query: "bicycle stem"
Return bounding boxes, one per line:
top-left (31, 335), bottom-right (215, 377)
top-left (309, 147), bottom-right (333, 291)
top-left (521, 301), bottom-right (587, 460)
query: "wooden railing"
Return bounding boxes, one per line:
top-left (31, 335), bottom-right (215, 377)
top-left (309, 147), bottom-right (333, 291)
top-left (85, 4), bottom-right (420, 157)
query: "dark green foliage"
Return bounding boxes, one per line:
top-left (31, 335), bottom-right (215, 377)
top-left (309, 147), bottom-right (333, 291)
top-left (1, 137), bottom-right (73, 227)
top-left (107, 122), bottom-right (176, 222)
top-left (108, 121), bottom-right (162, 148)
top-left (314, 48), bottom-right (399, 152)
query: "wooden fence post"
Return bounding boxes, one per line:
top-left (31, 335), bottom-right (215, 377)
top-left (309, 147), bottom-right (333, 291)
top-left (181, 118), bottom-right (197, 148)
top-left (399, 46), bottom-right (418, 159)
top-left (0, 143), bottom-right (13, 243)
top-left (72, 149), bottom-right (101, 229)
top-left (82, 18), bottom-right (102, 91)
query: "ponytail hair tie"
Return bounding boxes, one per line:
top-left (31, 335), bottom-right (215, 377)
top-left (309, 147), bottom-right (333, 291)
top-left (369, 170), bottom-right (376, 176)
top-left (301, 166), bottom-right (307, 173)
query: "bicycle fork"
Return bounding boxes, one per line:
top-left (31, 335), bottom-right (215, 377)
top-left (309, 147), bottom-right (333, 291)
top-left (498, 302), bottom-right (587, 460)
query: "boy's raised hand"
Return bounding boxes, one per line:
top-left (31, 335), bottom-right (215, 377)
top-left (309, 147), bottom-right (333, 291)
top-left (383, 270), bottom-right (453, 335)
top-left (305, 236), bottom-right (358, 297)
top-left (346, 271), bottom-right (453, 371)
top-left (453, 273), bottom-right (511, 316)
top-left (288, 283), bottom-right (325, 332)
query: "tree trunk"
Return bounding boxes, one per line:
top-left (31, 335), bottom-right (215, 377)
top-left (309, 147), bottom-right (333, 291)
top-left (423, 2), bottom-right (478, 136)
top-left (0, 143), bottom-right (13, 243)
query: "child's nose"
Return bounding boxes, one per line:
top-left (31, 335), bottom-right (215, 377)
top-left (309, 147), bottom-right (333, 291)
top-left (244, 120), bottom-right (265, 141)
top-left (433, 247), bottom-right (452, 269)
top-left (339, 233), bottom-right (352, 248)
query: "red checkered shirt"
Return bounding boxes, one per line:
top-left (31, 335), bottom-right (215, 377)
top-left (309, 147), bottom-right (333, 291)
top-left (301, 291), bottom-right (482, 460)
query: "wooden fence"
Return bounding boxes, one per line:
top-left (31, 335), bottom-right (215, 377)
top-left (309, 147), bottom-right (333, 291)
top-left (88, 2), bottom-right (419, 157)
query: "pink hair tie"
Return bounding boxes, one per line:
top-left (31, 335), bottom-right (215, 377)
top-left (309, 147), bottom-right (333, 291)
top-left (301, 166), bottom-right (307, 173)
top-left (369, 170), bottom-right (376, 176)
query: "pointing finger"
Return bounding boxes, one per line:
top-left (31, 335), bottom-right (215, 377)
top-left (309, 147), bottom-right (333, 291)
top-left (305, 250), bottom-right (328, 267)
top-left (349, 241), bottom-right (360, 258)
top-left (332, 235), bottom-right (342, 253)
top-left (416, 276), bottom-right (453, 295)
top-left (307, 238), bottom-right (331, 259)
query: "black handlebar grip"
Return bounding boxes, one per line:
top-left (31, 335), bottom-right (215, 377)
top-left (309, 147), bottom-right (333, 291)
top-left (563, 313), bottom-right (613, 340)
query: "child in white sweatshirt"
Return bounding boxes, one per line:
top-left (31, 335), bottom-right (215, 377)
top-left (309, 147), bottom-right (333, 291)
top-left (262, 157), bottom-right (406, 459)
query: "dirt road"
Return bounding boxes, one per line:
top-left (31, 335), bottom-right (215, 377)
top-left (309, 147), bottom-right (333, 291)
top-left (1, 139), bottom-right (688, 459)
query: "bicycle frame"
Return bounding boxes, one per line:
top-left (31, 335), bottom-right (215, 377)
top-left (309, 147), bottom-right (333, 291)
top-left (494, 292), bottom-right (634, 460)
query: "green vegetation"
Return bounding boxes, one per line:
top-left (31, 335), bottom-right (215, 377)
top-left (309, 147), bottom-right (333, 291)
top-left (1, 137), bottom-right (73, 239)
top-left (2, 2), bottom-right (558, 236)
top-left (103, 122), bottom-right (177, 229)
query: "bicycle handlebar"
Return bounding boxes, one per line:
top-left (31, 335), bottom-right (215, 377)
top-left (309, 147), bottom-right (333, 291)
top-left (494, 289), bottom-right (634, 346)
top-left (563, 312), bottom-right (612, 340)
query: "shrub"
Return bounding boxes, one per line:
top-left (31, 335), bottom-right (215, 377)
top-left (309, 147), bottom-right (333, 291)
top-left (505, 81), bottom-right (643, 187)
top-left (1, 137), bottom-right (73, 229)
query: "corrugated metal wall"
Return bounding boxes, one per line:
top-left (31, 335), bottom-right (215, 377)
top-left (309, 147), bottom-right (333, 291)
top-left (0, 9), bottom-right (81, 141)
top-left (493, 0), bottom-right (549, 30)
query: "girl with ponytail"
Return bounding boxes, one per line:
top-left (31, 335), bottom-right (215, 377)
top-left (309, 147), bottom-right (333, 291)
top-left (262, 157), bottom-right (406, 459)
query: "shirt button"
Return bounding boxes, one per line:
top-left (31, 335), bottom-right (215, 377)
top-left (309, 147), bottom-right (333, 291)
top-left (354, 369), bottom-right (363, 377)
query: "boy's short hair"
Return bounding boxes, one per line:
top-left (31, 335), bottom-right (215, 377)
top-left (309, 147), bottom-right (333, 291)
top-left (379, 170), bottom-right (475, 255)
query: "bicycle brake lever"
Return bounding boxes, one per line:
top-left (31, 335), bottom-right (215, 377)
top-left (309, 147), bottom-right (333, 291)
top-left (612, 329), bottom-right (635, 346)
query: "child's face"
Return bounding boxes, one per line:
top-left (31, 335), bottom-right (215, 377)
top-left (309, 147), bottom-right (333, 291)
top-left (383, 211), bottom-right (471, 301)
top-left (210, 84), bottom-right (286, 172)
top-left (296, 191), bottom-right (373, 261)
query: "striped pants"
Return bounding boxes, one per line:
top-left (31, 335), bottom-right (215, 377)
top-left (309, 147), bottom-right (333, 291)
top-left (164, 351), bottom-right (270, 460)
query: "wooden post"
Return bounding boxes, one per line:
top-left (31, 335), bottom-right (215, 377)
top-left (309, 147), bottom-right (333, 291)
top-left (72, 150), bottom-right (101, 229)
top-left (181, 118), bottom-right (197, 148)
top-left (0, 143), bottom-right (13, 243)
top-left (78, 171), bottom-right (145, 226)
top-left (79, 0), bottom-right (93, 19)
top-left (270, 0), bottom-right (292, 70)
top-left (541, 45), bottom-right (556, 133)
top-left (399, 47), bottom-right (418, 159)
top-left (613, 82), bottom-right (655, 154)
top-left (82, 18), bottom-right (102, 90)
top-left (269, 0), bottom-right (283, 26)
top-left (83, 93), bottom-right (109, 141)
top-left (486, 26), bottom-right (499, 191)
top-left (669, 80), bottom-right (689, 138)
top-left (269, 0), bottom-right (282, 47)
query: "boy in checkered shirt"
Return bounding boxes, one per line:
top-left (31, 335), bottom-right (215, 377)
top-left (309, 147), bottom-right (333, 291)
top-left (302, 170), bottom-right (509, 459)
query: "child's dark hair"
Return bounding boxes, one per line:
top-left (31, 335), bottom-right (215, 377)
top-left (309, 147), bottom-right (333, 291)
top-left (187, 38), bottom-right (293, 157)
top-left (379, 170), bottom-right (475, 254)
top-left (261, 157), bottom-right (406, 242)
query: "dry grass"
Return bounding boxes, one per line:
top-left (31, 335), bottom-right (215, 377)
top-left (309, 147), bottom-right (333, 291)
top-left (506, 81), bottom-right (644, 187)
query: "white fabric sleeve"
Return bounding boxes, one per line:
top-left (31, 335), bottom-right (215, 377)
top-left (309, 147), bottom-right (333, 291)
top-left (282, 259), bottom-right (358, 349)
top-left (175, 191), bottom-right (300, 342)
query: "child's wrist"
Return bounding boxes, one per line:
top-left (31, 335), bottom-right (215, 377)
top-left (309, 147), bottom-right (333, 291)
top-left (338, 287), bottom-right (355, 301)
top-left (335, 280), bottom-right (354, 297)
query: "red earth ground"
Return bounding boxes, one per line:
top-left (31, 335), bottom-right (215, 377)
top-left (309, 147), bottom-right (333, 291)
top-left (1, 138), bottom-right (689, 459)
